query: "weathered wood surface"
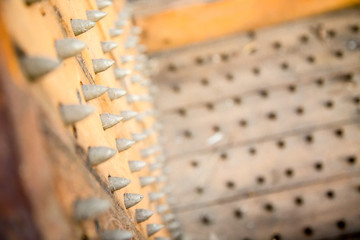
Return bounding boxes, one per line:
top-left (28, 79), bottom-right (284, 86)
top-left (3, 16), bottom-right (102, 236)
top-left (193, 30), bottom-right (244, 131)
top-left (153, 7), bottom-right (360, 240)
top-left (0, 0), bottom-right (169, 239)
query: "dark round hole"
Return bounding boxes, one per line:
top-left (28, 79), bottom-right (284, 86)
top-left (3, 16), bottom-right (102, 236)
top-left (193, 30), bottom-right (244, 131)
top-left (172, 85), bottom-right (181, 93)
top-left (226, 181), bottom-right (235, 189)
top-left (294, 196), bottom-right (304, 206)
top-left (350, 24), bottom-right (359, 33)
top-left (267, 112), bottom-right (277, 120)
top-left (191, 161), bottom-right (198, 168)
top-left (196, 187), bottom-right (204, 194)
top-left (315, 78), bottom-right (324, 87)
top-left (288, 84), bottom-right (297, 93)
top-left (233, 97), bottom-right (242, 105)
top-left (353, 96), bottom-right (360, 105)
top-left (356, 185), bottom-right (360, 193)
top-left (249, 147), bottom-right (257, 155)
top-left (178, 108), bottom-right (187, 117)
top-left (326, 190), bottom-right (335, 199)
top-left (327, 29), bottom-right (336, 38)
top-left (280, 62), bottom-right (289, 70)
top-left (305, 134), bottom-right (313, 144)
top-left (314, 161), bottom-right (323, 171)
top-left (324, 100), bottom-right (334, 108)
top-left (295, 106), bottom-right (304, 115)
top-left (257, 176), bottom-right (265, 185)
top-left (200, 215), bottom-right (212, 225)
top-left (277, 140), bottom-right (285, 149)
top-left (299, 34), bottom-right (309, 44)
top-left (303, 227), bottom-right (313, 236)
top-left (213, 125), bottom-right (220, 132)
top-left (183, 130), bottom-right (192, 138)
top-left (252, 67), bottom-right (260, 75)
top-left (221, 53), bottom-right (229, 62)
top-left (264, 203), bottom-right (274, 212)
top-left (336, 219), bottom-right (346, 230)
top-left (306, 55), bottom-right (315, 64)
top-left (220, 152), bottom-right (227, 160)
top-left (259, 89), bottom-right (268, 98)
top-left (206, 103), bottom-right (214, 111)
top-left (285, 168), bottom-right (294, 178)
top-left (333, 50), bottom-right (343, 58)
top-left (346, 155), bottom-right (357, 165)
top-left (195, 56), bottom-right (204, 65)
top-left (271, 233), bottom-right (282, 240)
top-left (272, 41), bottom-right (282, 50)
top-left (239, 119), bottom-right (247, 127)
top-left (234, 209), bottom-right (243, 219)
top-left (247, 30), bottom-right (256, 39)
top-left (334, 128), bottom-right (343, 138)
top-left (168, 63), bottom-right (177, 72)
top-left (226, 73), bottom-right (234, 81)
top-left (201, 78), bottom-right (209, 86)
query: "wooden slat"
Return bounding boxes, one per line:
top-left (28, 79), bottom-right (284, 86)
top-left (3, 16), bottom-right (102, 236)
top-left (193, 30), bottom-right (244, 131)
top-left (135, 0), bottom-right (360, 52)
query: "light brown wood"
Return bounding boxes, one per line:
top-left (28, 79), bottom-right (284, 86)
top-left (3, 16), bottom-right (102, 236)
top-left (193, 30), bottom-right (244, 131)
top-left (135, 0), bottom-right (360, 52)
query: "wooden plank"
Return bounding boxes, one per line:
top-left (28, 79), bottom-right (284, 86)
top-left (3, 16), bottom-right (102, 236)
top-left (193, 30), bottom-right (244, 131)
top-left (135, 0), bottom-right (360, 52)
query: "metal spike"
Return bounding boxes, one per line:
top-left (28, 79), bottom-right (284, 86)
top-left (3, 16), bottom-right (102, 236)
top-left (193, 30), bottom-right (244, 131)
top-left (135, 209), bottom-right (154, 223)
top-left (59, 104), bottom-right (95, 125)
top-left (21, 56), bottom-right (60, 78)
top-left (155, 237), bottom-right (170, 240)
top-left (108, 88), bottom-right (127, 100)
top-left (100, 230), bottom-right (133, 240)
top-left (130, 75), bottom-right (142, 83)
top-left (71, 19), bottom-right (96, 36)
top-left (109, 28), bottom-right (124, 37)
top-left (86, 10), bottom-right (107, 22)
top-left (171, 231), bottom-right (182, 238)
top-left (157, 175), bottom-right (168, 183)
top-left (149, 162), bottom-right (162, 171)
top-left (128, 160), bottom-right (146, 172)
top-left (131, 132), bottom-right (147, 142)
top-left (139, 176), bottom-right (156, 187)
top-left (109, 177), bottom-right (131, 192)
top-left (126, 94), bottom-right (153, 104)
top-left (149, 192), bottom-right (165, 202)
top-left (88, 146), bottom-right (116, 166)
top-left (96, 0), bottom-right (112, 9)
top-left (120, 111), bottom-right (138, 122)
top-left (168, 221), bottom-right (181, 231)
top-left (55, 38), bottom-right (87, 59)
top-left (156, 204), bottom-right (169, 214)
top-left (114, 68), bottom-right (131, 79)
top-left (115, 19), bottom-right (128, 28)
top-left (100, 113), bottom-right (123, 130)
top-left (138, 44), bottom-right (147, 53)
top-left (163, 213), bottom-right (176, 223)
top-left (147, 224), bottom-right (164, 237)
top-left (92, 59), bottom-right (114, 74)
top-left (141, 145), bottom-right (162, 158)
top-left (124, 193), bottom-right (144, 209)
top-left (115, 138), bottom-right (135, 152)
top-left (136, 110), bottom-right (154, 121)
top-left (101, 41), bottom-right (118, 53)
top-left (81, 84), bottom-right (108, 101)
top-left (131, 26), bottom-right (142, 35)
top-left (121, 55), bottom-right (134, 64)
top-left (157, 155), bottom-right (166, 163)
top-left (74, 197), bottom-right (110, 220)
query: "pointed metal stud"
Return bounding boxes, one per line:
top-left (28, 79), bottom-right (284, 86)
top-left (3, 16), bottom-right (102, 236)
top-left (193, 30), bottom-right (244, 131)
top-left (109, 177), bottom-right (131, 192)
top-left (55, 38), bottom-right (87, 59)
top-left (139, 176), bottom-right (157, 187)
top-left (141, 145), bottom-right (162, 158)
top-left (96, 0), bottom-right (112, 9)
top-left (81, 84), bottom-right (108, 101)
top-left (109, 28), bottom-right (124, 37)
top-left (120, 55), bottom-right (134, 64)
top-left (149, 162), bottom-right (162, 171)
top-left (92, 59), bottom-right (114, 74)
top-left (74, 197), bottom-right (110, 220)
top-left (157, 175), bottom-right (168, 183)
top-left (101, 41), bottom-right (118, 53)
top-left (128, 160), bottom-right (146, 173)
top-left (136, 110), bottom-right (154, 121)
top-left (59, 104), bottom-right (95, 125)
top-left (171, 231), bottom-right (182, 238)
top-left (115, 138), bottom-right (135, 152)
top-left (100, 113), bottom-right (123, 130)
top-left (131, 132), bottom-right (147, 142)
top-left (168, 221), bottom-right (181, 231)
top-left (115, 19), bottom-right (128, 28)
top-left (136, 209), bottom-right (154, 223)
top-left (163, 213), bottom-right (176, 223)
top-left (120, 111), bottom-right (138, 122)
top-left (149, 192), bottom-right (165, 202)
top-left (156, 155), bottom-right (166, 163)
top-left (124, 193), bottom-right (144, 209)
top-left (100, 230), bottom-right (133, 240)
top-left (156, 204), bottom-right (169, 214)
top-left (107, 88), bottom-right (126, 100)
top-left (126, 94), bottom-right (153, 104)
top-left (138, 44), bottom-right (147, 53)
top-left (147, 224), bottom-right (164, 237)
top-left (21, 56), bottom-right (60, 78)
top-left (130, 75), bottom-right (142, 83)
top-left (86, 10), bottom-right (107, 22)
top-left (71, 19), bottom-right (96, 36)
top-left (88, 146), bottom-right (116, 166)
top-left (131, 26), bottom-right (142, 35)
top-left (114, 68), bottom-right (131, 79)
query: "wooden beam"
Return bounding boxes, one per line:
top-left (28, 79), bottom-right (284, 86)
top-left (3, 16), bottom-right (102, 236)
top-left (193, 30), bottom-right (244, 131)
top-left (136, 0), bottom-right (360, 52)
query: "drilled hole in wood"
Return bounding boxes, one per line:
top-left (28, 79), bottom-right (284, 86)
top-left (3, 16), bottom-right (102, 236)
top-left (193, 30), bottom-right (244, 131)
top-left (200, 215), bottom-right (212, 225)
top-left (349, 24), bottom-right (359, 33)
top-left (295, 106), bottom-right (304, 115)
top-left (72, 126), bottom-right (78, 139)
top-left (288, 84), bottom-right (297, 93)
top-left (272, 41), bottom-right (282, 50)
top-left (247, 30), bottom-right (256, 39)
top-left (277, 140), bottom-right (285, 149)
top-left (252, 67), bottom-right (260, 75)
top-left (172, 85), bottom-right (181, 93)
top-left (339, 73), bottom-right (353, 83)
top-left (315, 78), bottom-right (325, 87)
top-left (299, 34), bottom-right (309, 44)
top-left (280, 62), bottom-right (289, 70)
top-left (267, 111), bottom-right (277, 120)
top-left (314, 161), bottom-right (323, 171)
top-left (336, 219), bottom-right (346, 230)
top-left (356, 185), bottom-right (360, 193)
top-left (324, 100), bottom-right (334, 109)
top-left (233, 97), bottom-right (242, 105)
top-left (333, 50), bottom-right (344, 58)
top-left (353, 96), bottom-right (360, 105)
top-left (195, 56), bottom-right (205, 65)
top-left (178, 108), bottom-right (187, 117)
top-left (264, 203), bottom-right (274, 212)
top-left (259, 89), bottom-right (269, 98)
top-left (213, 125), bottom-right (220, 132)
top-left (294, 196), bottom-right (304, 206)
top-left (190, 160), bottom-right (198, 168)
top-left (196, 187), bottom-right (204, 194)
top-left (326, 190), bottom-right (335, 199)
top-left (234, 209), bottom-right (243, 219)
top-left (285, 168), bottom-right (294, 178)
top-left (168, 63), bottom-right (177, 72)
top-left (226, 181), bottom-right (235, 189)
top-left (183, 130), bottom-right (192, 138)
top-left (221, 53), bottom-right (230, 62)
top-left (326, 29), bottom-right (337, 38)
top-left (334, 128), bottom-right (344, 138)
top-left (206, 102), bottom-right (214, 111)
top-left (306, 55), bottom-right (315, 64)
top-left (346, 155), bottom-right (357, 165)
top-left (81, 234), bottom-right (89, 240)
top-left (304, 134), bottom-right (314, 144)
top-left (271, 234), bottom-right (282, 240)
top-left (256, 176), bottom-right (265, 185)
top-left (239, 119), bottom-right (247, 127)
top-left (303, 227), bottom-right (314, 236)
top-left (248, 147), bottom-right (257, 155)
top-left (220, 152), bottom-right (227, 160)
top-left (226, 72), bottom-right (234, 81)
top-left (201, 78), bottom-right (209, 86)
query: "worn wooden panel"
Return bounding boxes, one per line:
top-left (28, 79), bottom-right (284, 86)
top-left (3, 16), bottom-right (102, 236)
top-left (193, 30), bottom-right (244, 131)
top-left (152, 7), bottom-right (360, 240)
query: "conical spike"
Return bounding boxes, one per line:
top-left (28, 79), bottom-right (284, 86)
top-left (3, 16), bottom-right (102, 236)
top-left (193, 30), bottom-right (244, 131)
top-left (130, 75), bottom-right (142, 83)
top-left (107, 88), bottom-right (127, 100)
top-left (115, 19), bottom-right (128, 28)
top-left (109, 28), bottom-right (124, 37)
top-left (124, 193), bottom-right (143, 209)
top-left (136, 209), bottom-right (154, 223)
top-left (55, 38), bottom-right (87, 59)
top-left (86, 10), bottom-right (107, 22)
top-left (155, 237), bottom-right (170, 240)
top-left (74, 197), bottom-right (110, 220)
top-left (100, 113), bottom-right (123, 130)
top-left (59, 104), bottom-right (95, 125)
top-left (88, 146), bottom-right (116, 166)
top-left (156, 204), bottom-right (169, 214)
top-left (109, 177), bottom-right (131, 192)
top-left (171, 231), bottom-right (182, 238)
top-left (128, 160), bottom-right (146, 173)
top-left (139, 176), bottom-right (157, 187)
top-left (101, 41), bottom-right (118, 53)
top-left (131, 26), bottom-right (142, 35)
top-left (141, 145), bottom-right (162, 158)
top-left (81, 84), bottom-right (108, 101)
top-left (131, 132), bottom-right (147, 142)
top-left (71, 19), bottom-right (96, 36)
top-left (92, 59), bottom-right (114, 74)
top-left (96, 0), bottom-right (112, 9)
top-left (163, 213), bottom-right (176, 223)
top-left (157, 175), bottom-right (168, 183)
top-left (149, 192), bottom-right (165, 202)
top-left (100, 230), bottom-right (133, 240)
top-left (149, 162), bottom-right (162, 171)
top-left (147, 224), bottom-right (163, 237)
top-left (114, 68), bottom-right (131, 79)
top-left (120, 111), bottom-right (138, 122)
top-left (116, 138), bottom-right (135, 152)
top-left (21, 56), bottom-right (60, 78)
top-left (138, 44), bottom-right (147, 53)
top-left (168, 221), bottom-right (180, 231)
top-left (121, 55), bottom-right (134, 64)
top-left (156, 155), bottom-right (166, 163)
